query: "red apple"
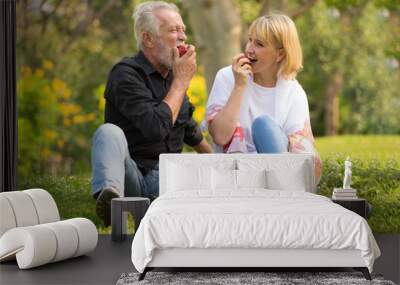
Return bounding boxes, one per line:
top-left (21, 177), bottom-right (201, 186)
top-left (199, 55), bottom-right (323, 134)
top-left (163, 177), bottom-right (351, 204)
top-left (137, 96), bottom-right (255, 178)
top-left (177, 45), bottom-right (188, 57)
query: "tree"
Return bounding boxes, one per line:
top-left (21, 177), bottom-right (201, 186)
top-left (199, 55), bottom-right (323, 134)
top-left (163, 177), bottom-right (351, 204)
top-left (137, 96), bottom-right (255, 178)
top-left (183, 0), bottom-right (242, 91)
top-left (298, 0), bottom-right (400, 135)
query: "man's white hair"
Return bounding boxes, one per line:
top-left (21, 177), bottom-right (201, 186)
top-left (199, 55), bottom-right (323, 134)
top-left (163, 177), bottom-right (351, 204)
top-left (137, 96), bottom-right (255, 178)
top-left (133, 1), bottom-right (179, 50)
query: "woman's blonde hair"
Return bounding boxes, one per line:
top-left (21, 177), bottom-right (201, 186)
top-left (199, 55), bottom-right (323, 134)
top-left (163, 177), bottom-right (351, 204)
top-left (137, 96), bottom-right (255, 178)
top-left (248, 14), bottom-right (303, 80)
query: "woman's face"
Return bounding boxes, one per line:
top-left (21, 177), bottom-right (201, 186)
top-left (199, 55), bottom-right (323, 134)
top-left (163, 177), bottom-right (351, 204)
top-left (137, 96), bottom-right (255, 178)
top-left (245, 34), bottom-right (284, 75)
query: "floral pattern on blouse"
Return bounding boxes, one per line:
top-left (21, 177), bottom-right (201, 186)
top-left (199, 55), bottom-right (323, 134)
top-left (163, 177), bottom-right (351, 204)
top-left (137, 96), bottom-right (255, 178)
top-left (288, 118), bottom-right (322, 185)
top-left (206, 105), bottom-right (246, 153)
top-left (207, 105), bottom-right (322, 185)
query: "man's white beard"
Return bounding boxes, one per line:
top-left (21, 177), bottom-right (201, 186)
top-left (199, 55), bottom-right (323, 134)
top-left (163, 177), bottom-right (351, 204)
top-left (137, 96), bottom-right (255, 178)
top-left (156, 40), bottom-right (173, 70)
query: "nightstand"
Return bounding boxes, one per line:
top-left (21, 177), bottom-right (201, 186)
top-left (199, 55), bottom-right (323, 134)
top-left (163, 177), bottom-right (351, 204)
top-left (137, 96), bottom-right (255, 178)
top-left (331, 198), bottom-right (372, 219)
top-left (111, 197), bottom-right (150, 242)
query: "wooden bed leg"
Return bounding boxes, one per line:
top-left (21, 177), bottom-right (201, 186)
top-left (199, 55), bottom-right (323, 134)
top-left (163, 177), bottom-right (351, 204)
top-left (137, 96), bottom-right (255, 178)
top-left (138, 268), bottom-right (148, 281)
top-left (354, 267), bottom-right (372, 280)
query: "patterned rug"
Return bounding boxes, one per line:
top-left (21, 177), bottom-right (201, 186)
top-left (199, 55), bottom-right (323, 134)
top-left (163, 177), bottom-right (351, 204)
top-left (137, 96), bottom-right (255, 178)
top-left (116, 271), bottom-right (396, 285)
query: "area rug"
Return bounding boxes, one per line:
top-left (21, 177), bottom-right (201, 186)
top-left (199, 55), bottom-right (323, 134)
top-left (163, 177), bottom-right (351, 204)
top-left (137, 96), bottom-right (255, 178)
top-left (116, 271), bottom-right (396, 285)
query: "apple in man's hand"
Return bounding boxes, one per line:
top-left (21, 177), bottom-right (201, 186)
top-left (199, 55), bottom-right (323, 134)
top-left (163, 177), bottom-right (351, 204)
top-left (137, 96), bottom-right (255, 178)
top-left (177, 45), bottom-right (188, 57)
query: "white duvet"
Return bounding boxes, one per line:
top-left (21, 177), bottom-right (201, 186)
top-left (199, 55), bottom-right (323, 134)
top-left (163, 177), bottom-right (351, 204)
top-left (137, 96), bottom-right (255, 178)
top-left (131, 190), bottom-right (380, 273)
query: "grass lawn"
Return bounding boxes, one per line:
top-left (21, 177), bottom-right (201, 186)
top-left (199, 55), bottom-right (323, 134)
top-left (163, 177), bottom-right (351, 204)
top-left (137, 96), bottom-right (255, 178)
top-left (19, 135), bottom-right (400, 234)
top-left (316, 135), bottom-right (400, 161)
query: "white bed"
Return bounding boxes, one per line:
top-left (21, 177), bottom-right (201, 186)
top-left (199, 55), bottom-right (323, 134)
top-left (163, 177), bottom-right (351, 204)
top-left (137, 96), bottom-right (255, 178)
top-left (131, 154), bottom-right (380, 280)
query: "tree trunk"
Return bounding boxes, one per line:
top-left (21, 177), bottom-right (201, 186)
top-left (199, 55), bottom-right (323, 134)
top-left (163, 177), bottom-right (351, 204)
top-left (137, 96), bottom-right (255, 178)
top-left (183, 0), bottom-right (242, 92)
top-left (259, 0), bottom-right (288, 16)
top-left (324, 72), bottom-right (342, 135)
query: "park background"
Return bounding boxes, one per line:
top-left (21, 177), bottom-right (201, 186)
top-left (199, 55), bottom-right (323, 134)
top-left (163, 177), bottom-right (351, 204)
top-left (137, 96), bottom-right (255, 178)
top-left (16, 0), bottom-right (399, 233)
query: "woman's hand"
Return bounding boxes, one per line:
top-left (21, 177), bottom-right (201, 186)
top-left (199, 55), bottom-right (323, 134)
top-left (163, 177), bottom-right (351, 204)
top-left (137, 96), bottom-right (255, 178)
top-left (232, 53), bottom-right (252, 88)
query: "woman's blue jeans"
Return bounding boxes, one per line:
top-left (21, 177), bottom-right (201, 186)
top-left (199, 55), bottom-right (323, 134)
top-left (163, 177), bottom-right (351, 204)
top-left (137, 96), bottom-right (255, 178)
top-left (251, 115), bottom-right (288, 153)
top-left (91, 123), bottom-right (159, 200)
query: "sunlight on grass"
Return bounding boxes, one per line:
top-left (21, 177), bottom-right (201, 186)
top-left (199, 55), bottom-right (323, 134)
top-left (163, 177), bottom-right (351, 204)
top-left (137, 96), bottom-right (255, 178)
top-left (316, 135), bottom-right (400, 161)
top-left (98, 213), bottom-right (136, 234)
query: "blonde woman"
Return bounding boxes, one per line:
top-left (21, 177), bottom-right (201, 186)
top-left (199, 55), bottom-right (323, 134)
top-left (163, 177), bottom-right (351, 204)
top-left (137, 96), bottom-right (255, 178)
top-left (206, 14), bottom-right (322, 183)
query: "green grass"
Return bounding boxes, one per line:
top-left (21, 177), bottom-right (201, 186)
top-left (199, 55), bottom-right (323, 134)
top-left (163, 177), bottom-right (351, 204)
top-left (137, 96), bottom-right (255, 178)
top-left (19, 175), bottom-right (112, 234)
top-left (19, 135), bottom-right (400, 233)
top-left (316, 135), bottom-right (400, 161)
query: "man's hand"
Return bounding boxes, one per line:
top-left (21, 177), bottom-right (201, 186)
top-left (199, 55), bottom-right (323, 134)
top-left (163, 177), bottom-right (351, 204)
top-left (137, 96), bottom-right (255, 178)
top-left (163, 45), bottom-right (197, 124)
top-left (192, 138), bottom-right (213, 153)
top-left (172, 45), bottom-right (197, 90)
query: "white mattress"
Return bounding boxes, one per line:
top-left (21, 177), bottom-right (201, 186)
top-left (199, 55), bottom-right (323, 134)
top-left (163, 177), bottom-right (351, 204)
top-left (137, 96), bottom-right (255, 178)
top-left (131, 190), bottom-right (380, 273)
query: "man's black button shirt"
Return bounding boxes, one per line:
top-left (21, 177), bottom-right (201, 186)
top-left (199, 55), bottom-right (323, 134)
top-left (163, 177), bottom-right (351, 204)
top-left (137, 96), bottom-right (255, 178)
top-left (104, 51), bottom-right (203, 174)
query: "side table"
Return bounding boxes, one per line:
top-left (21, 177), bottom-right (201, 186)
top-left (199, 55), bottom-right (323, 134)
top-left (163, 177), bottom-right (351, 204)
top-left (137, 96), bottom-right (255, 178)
top-left (111, 197), bottom-right (150, 242)
top-left (331, 198), bottom-right (372, 219)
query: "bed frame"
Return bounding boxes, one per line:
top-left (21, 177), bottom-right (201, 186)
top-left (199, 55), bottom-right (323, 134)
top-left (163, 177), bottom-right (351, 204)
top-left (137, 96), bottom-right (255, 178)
top-left (139, 248), bottom-right (371, 280)
top-left (138, 154), bottom-right (372, 281)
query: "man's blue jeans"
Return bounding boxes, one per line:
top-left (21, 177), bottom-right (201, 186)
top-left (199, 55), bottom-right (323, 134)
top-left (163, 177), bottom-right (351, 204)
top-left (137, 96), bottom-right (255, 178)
top-left (252, 115), bottom-right (288, 153)
top-left (91, 123), bottom-right (159, 200)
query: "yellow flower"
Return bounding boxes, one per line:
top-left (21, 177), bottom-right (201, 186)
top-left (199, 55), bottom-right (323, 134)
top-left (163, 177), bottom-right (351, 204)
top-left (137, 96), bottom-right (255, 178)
top-left (52, 78), bottom-right (71, 100)
top-left (187, 89), bottom-right (200, 105)
top-left (34, 69), bottom-right (44, 78)
top-left (57, 139), bottom-right (65, 149)
top-left (98, 97), bottom-right (105, 112)
top-left (95, 84), bottom-right (106, 112)
top-left (21, 66), bottom-right (32, 77)
top-left (63, 118), bottom-right (71, 126)
top-left (86, 113), bottom-right (96, 121)
top-left (72, 114), bottom-right (87, 124)
top-left (41, 148), bottom-right (51, 159)
top-left (59, 103), bottom-right (82, 117)
top-left (43, 129), bottom-right (57, 140)
top-left (42, 60), bottom-right (54, 71)
top-left (187, 74), bottom-right (207, 108)
top-left (193, 106), bottom-right (205, 123)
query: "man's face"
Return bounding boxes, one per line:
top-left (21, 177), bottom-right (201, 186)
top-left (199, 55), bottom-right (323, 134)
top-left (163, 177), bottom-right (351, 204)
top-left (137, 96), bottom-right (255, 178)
top-left (153, 9), bottom-right (187, 69)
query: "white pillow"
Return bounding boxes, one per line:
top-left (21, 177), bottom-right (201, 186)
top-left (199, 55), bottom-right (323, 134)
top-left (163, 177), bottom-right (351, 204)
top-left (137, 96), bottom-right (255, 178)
top-left (266, 165), bottom-right (307, 191)
top-left (236, 169), bottom-right (267, 189)
top-left (212, 168), bottom-right (237, 191)
top-left (167, 162), bottom-right (212, 192)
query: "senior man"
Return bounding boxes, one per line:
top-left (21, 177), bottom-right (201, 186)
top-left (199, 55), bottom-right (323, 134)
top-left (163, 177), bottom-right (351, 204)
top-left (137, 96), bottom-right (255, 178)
top-left (92, 1), bottom-right (212, 226)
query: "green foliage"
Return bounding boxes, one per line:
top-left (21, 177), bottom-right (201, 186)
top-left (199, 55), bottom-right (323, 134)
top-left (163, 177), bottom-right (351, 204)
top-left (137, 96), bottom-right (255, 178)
top-left (316, 135), bottom-right (400, 233)
top-left (317, 156), bottom-right (400, 233)
top-left (18, 67), bottom-right (59, 178)
top-left (17, 63), bottom-right (102, 180)
top-left (296, 0), bottom-right (400, 135)
top-left (325, 0), bottom-right (364, 11)
top-left (16, 0), bottom-right (137, 178)
top-left (237, 0), bottom-right (262, 25)
top-left (374, 0), bottom-right (400, 11)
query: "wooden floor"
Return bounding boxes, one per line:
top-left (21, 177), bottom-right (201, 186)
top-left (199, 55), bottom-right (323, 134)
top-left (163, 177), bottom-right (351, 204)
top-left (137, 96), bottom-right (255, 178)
top-left (0, 234), bottom-right (398, 285)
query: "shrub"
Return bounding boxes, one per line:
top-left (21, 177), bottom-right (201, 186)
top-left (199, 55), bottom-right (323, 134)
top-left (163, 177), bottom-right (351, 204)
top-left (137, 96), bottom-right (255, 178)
top-left (19, 155), bottom-right (400, 233)
top-left (317, 155), bottom-right (400, 233)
